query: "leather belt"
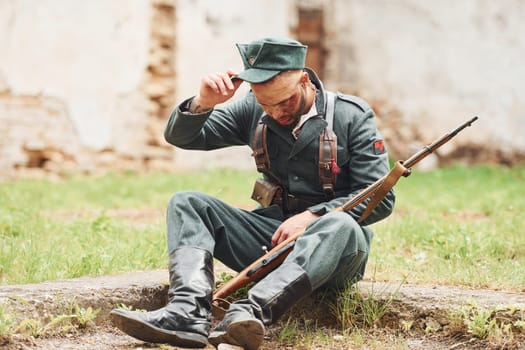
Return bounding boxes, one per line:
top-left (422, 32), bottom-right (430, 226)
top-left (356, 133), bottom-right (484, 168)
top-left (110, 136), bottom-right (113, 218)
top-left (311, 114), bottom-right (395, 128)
top-left (274, 193), bottom-right (318, 214)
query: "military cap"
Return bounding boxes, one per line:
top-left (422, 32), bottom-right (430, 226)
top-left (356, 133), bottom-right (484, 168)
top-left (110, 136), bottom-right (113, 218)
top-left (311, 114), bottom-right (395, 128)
top-left (235, 37), bottom-right (307, 83)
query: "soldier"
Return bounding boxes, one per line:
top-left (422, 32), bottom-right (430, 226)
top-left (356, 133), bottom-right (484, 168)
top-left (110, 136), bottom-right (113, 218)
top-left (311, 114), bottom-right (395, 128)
top-left (111, 37), bottom-right (395, 350)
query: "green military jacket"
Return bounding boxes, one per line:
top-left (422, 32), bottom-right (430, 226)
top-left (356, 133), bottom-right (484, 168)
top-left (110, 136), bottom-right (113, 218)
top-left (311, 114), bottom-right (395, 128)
top-left (165, 70), bottom-right (395, 225)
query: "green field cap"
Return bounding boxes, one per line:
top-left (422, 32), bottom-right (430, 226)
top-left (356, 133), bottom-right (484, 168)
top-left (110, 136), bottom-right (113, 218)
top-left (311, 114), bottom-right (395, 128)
top-left (235, 37), bottom-right (307, 83)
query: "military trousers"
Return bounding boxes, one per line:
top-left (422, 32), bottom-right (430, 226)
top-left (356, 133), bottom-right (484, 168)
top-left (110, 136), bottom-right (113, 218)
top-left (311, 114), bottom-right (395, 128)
top-left (166, 190), bottom-right (372, 290)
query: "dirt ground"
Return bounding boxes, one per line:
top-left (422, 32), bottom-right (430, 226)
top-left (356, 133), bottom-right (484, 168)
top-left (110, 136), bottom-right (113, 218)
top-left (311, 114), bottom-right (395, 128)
top-left (0, 329), bottom-right (476, 350)
top-left (1, 266), bottom-right (524, 350)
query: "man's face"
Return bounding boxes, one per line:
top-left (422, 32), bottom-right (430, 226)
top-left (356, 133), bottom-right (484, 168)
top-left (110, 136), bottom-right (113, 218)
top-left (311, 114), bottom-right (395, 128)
top-left (251, 71), bottom-right (307, 128)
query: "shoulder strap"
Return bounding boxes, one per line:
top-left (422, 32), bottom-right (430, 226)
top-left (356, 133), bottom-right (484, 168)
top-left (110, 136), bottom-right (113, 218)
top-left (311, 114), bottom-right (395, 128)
top-left (252, 114), bottom-right (281, 183)
top-left (326, 91), bottom-right (336, 131)
top-left (252, 115), bottom-right (270, 174)
top-left (319, 92), bottom-right (339, 198)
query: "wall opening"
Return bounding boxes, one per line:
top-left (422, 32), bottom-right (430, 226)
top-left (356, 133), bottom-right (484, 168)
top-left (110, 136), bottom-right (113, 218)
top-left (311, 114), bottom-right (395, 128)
top-left (293, 7), bottom-right (326, 79)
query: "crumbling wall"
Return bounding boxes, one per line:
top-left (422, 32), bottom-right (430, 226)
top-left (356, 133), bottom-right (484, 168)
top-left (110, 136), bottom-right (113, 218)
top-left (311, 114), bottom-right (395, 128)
top-left (324, 0), bottom-right (525, 165)
top-left (0, 95), bottom-right (80, 174)
top-left (1, 0), bottom-right (524, 178)
top-left (0, 0), bottom-right (176, 177)
top-left (106, 0), bottom-right (177, 172)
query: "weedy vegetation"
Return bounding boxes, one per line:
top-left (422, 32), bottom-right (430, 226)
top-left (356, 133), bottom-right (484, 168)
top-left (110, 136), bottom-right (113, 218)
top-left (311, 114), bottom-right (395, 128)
top-left (329, 277), bottom-right (402, 331)
top-left (0, 300), bottom-right (99, 340)
top-left (448, 302), bottom-right (525, 349)
top-left (0, 303), bottom-right (14, 336)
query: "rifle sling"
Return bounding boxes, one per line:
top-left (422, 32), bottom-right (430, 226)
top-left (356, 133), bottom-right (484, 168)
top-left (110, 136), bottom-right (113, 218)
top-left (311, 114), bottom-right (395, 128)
top-left (357, 160), bottom-right (410, 223)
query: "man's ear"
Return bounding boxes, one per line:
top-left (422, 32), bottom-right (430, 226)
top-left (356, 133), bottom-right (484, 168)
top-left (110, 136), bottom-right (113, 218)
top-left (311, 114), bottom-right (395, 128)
top-left (300, 70), bottom-right (309, 84)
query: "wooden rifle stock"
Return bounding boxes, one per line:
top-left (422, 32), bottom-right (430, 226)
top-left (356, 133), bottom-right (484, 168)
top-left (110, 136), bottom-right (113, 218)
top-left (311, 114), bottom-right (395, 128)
top-left (212, 116), bottom-right (478, 315)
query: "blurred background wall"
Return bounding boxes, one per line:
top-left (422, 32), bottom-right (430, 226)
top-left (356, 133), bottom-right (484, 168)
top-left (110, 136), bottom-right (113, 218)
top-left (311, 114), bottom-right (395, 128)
top-left (0, 0), bottom-right (523, 177)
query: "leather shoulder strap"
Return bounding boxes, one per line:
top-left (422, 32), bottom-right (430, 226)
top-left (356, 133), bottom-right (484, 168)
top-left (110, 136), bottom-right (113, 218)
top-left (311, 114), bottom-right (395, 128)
top-left (319, 92), bottom-right (339, 198)
top-left (252, 115), bottom-right (270, 174)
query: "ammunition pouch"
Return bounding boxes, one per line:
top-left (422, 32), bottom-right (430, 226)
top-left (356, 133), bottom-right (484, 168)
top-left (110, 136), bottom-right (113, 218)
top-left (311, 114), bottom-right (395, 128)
top-left (251, 178), bottom-right (283, 208)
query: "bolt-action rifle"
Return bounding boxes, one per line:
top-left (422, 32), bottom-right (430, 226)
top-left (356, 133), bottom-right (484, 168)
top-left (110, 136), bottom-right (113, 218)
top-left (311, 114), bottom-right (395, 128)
top-left (212, 116), bottom-right (479, 318)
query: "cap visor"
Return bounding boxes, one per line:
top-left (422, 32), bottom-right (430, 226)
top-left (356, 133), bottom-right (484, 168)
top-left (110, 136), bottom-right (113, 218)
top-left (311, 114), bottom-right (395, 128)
top-left (235, 68), bottom-right (281, 83)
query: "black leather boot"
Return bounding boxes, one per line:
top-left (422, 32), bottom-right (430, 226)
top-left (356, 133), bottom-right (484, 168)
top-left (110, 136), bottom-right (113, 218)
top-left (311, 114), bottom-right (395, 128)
top-left (208, 262), bottom-right (312, 350)
top-left (110, 247), bottom-right (213, 348)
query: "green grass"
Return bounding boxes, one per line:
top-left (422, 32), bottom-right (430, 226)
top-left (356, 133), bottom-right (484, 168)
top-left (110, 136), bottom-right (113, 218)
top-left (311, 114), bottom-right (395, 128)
top-left (0, 165), bottom-right (524, 291)
top-left (370, 164), bottom-right (525, 290)
top-left (0, 169), bottom-right (257, 285)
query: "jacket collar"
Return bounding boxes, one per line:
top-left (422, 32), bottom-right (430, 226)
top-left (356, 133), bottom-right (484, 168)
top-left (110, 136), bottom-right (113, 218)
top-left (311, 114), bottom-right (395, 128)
top-left (305, 67), bottom-right (328, 117)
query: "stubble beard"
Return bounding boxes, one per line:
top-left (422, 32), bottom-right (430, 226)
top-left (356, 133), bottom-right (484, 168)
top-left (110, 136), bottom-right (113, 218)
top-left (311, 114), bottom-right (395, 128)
top-left (278, 87), bottom-right (307, 129)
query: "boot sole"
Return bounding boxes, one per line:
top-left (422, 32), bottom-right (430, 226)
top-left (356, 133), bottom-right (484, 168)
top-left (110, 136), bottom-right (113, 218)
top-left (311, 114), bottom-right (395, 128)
top-left (208, 319), bottom-right (264, 350)
top-left (110, 309), bottom-right (207, 348)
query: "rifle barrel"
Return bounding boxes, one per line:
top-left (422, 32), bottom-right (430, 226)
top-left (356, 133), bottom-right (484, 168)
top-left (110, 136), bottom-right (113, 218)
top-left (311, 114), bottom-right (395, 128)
top-left (403, 116), bottom-right (478, 168)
